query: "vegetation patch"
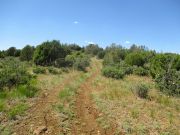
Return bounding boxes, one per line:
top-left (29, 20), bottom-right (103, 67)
top-left (92, 73), bottom-right (180, 134)
top-left (133, 83), bottom-right (149, 99)
top-left (8, 103), bottom-right (28, 120)
top-left (102, 66), bottom-right (125, 79)
top-left (33, 66), bottom-right (46, 74)
top-left (56, 72), bottom-right (90, 134)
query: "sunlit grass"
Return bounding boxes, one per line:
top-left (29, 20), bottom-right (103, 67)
top-left (92, 72), bottom-right (180, 134)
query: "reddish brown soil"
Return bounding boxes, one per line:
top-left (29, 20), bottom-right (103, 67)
top-left (12, 73), bottom-right (78, 135)
top-left (71, 59), bottom-right (116, 135)
top-left (12, 59), bottom-right (116, 135)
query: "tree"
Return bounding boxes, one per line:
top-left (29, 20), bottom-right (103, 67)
top-left (150, 53), bottom-right (179, 78)
top-left (129, 44), bottom-right (148, 52)
top-left (97, 50), bottom-right (105, 59)
top-left (105, 44), bottom-right (127, 60)
top-left (68, 44), bottom-right (82, 51)
top-left (125, 52), bottom-right (146, 67)
top-left (20, 45), bottom-right (34, 61)
top-left (33, 40), bottom-right (67, 66)
top-left (65, 51), bottom-right (90, 71)
top-left (0, 51), bottom-right (6, 58)
top-left (85, 44), bottom-right (103, 56)
top-left (6, 47), bottom-right (17, 56)
top-left (14, 49), bottom-right (21, 57)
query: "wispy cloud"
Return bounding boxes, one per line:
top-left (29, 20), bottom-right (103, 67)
top-left (73, 21), bottom-right (79, 24)
top-left (85, 41), bottom-right (94, 44)
top-left (124, 41), bottom-right (130, 44)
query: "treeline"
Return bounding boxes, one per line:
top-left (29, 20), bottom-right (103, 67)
top-left (0, 40), bottom-right (92, 93)
top-left (92, 44), bottom-right (179, 97)
top-left (0, 41), bottom-right (180, 96)
top-left (0, 40), bottom-right (92, 70)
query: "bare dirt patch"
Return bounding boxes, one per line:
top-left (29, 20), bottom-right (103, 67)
top-left (12, 72), bottom-right (79, 135)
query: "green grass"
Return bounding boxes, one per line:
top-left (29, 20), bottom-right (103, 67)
top-left (0, 91), bottom-right (7, 99)
top-left (59, 87), bottom-right (75, 102)
top-left (0, 126), bottom-right (12, 135)
top-left (8, 103), bottom-right (28, 120)
top-left (0, 101), bottom-right (5, 112)
top-left (56, 71), bottom-right (90, 134)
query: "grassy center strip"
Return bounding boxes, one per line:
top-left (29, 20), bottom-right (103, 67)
top-left (54, 72), bottom-right (90, 134)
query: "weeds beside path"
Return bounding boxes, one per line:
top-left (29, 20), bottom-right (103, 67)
top-left (12, 72), bottom-right (80, 135)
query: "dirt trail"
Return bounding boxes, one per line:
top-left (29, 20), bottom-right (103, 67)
top-left (71, 59), bottom-right (111, 135)
top-left (12, 59), bottom-right (115, 135)
top-left (12, 73), bottom-right (79, 135)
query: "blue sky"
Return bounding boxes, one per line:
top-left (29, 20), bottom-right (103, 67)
top-left (0, 0), bottom-right (180, 53)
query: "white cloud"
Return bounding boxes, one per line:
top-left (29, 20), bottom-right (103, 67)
top-left (73, 21), bottom-right (79, 24)
top-left (85, 41), bottom-right (94, 44)
top-left (125, 41), bottom-right (130, 44)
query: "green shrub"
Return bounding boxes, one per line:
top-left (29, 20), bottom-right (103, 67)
top-left (48, 67), bottom-right (59, 74)
top-left (134, 83), bottom-right (149, 99)
top-left (85, 44), bottom-right (103, 56)
top-left (124, 66), bottom-right (133, 75)
top-left (0, 58), bottom-right (32, 90)
top-left (150, 54), bottom-right (169, 78)
top-left (17, 84), bottom-right (38, 98)
top-left (73, 57), bottom-right (90, 71)
top-left (20, 45), bottom-right (34, 61)
top-left (155, 69), bottom-right (180, 96)
top-left (61, 67), bottom-right (69, 73)
top-left (65, 52), bottom-right (90, 71)
top-left (133, 66), bottom-right (149, 76)
top-left (33, 40), bottom-right (68, 66)
top-left (33, 67), bottom-right (46, 74)
top-left (116, 61), bottom-right (133, 75)
top-left (97, 51), bottom-right (105, 59)
top-left (102, 66), bottom-right (125, 79)
top-left (54, 58), bottom-right (67, 67)
top-left (125, 52), bottom-right (146, 67)
top-left (103, 47), bottom-right (126, 66)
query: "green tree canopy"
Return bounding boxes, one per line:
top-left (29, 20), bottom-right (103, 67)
top-left (6, 47), bottom-right (17, 56)
top-left (20, 45), bottom-right (35, 61)
top-left (125, 52), bottom-right (146, 67)
top-left (85, 44), bottom-right (103, 56)
top-left (33, 40), bottom-right (68, 66)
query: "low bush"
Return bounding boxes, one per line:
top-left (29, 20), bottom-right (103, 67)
top-left (97, 51), bottom-right (105, 59)
top-left (73, 57), bottom-right (90, 71)
top-left (155, 69), bottom-right (180, 96)
top-left (65, 52), bottom-right (90, 72)
top-left (133, 66), bottom-right (149, 76)
top-left (0, 58), bottom-right (32, 90)
top-left (125, 52), bottom-right (146, 67)
top-left (61, 67), bottom-right (69, 73)
top-left (33, 67), bottom-right (46, 74)
top-left (134, 83), bottom-right (149, 99)
top-left (48, 67), bottom-right (60, 74)
top-left (102, 66), bottom-right (125, 79)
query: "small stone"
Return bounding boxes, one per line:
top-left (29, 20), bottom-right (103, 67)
top-left (82, 122), bottom-right (86, 127)
top-left (33, 126), bottom-right (47, 135)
